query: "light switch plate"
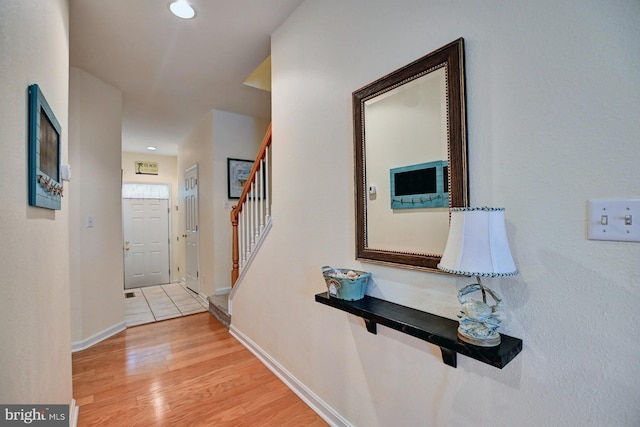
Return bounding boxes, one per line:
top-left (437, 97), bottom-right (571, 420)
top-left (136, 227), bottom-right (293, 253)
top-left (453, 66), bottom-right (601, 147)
top-left (587, 199), bottom-right (640, 242)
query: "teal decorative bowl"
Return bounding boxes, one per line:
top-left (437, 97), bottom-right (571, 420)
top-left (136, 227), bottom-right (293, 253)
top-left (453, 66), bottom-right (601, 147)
top-left (321, 266), bottom-right (370, 301)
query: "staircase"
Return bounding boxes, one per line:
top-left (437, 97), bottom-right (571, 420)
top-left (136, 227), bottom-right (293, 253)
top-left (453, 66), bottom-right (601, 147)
top-left (207, 294), bottom-right (230, 328)
top-left (230, 124), bottom-right (273, 286)
top-left (209, 124), bottom-right (273, 328)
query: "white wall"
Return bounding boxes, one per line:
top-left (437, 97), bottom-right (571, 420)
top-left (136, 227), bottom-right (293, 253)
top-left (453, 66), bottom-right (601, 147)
top-left (69, 67), bottom-right (125, 344)
top-left (0, 0), bottom-right (73, 404)
top-left (122, 151), bottom-right (181, 282)
top-left (231, 1), bottom-right (640, 426)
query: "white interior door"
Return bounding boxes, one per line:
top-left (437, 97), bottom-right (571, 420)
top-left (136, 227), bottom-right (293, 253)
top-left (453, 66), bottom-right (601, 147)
top-left (184, 165), bottom-right (200, 294)
top-left (123, 198), bottom-right (170, 289)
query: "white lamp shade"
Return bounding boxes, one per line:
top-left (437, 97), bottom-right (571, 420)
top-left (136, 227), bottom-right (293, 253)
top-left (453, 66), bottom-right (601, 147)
top-left (438, 207), bottom-right (517, 277)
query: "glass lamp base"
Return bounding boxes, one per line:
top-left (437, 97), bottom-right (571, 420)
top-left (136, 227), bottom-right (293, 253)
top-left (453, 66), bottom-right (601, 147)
top-left (457, 328), bottom-right (501, 347)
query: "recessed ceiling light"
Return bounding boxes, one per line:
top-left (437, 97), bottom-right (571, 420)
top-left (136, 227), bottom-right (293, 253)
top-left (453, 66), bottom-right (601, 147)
top-left (169, 0), bottom-right (195, 19)
top-left (146, 146), bottom-right (157, 151)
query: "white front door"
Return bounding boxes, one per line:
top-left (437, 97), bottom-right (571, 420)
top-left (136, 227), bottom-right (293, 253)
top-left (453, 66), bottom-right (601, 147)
top-left (184, 165), bottom-right (200, 294)
top-left (123, 198), bottom-right (170, 289)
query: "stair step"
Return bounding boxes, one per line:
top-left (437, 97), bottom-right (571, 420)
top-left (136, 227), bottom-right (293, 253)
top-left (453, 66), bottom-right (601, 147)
top-left (208, 295), bottom-right (230, 328)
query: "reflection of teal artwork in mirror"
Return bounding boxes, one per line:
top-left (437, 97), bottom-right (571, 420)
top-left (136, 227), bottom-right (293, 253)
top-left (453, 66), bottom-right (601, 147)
top-left (28, 84), bottom-right (62, 210)
top-left (390, 160), bottom-right (448, 209)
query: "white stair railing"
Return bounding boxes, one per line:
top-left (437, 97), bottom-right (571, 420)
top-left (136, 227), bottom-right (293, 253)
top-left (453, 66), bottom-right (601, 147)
top-left (231, 124), bottom-right (272, 286)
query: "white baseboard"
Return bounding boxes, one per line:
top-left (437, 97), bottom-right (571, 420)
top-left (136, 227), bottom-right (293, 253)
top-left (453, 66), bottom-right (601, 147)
top-left (197, 291), bottom-right (209, 304)
top-left (229, 325), bottom-right (351, 427)
top-left (215, 287), bottom-right (231, 296)
top-left (69, 399), bottom-right (79, 427)
top-left (71, 321), bottom-right (126, 352)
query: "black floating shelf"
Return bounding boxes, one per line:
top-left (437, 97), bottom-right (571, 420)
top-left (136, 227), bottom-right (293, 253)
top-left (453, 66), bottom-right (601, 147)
top-left (315, 292), bottom-right (522, 369)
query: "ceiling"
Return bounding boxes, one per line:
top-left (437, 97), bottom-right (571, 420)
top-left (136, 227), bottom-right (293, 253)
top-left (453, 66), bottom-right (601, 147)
top-left (69, 0), bottom-right (303, 156)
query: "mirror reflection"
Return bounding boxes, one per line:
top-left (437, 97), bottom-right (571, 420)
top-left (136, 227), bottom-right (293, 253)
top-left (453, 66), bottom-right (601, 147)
top-left (365, 67), bottom-right (449, 255)
top-left (353, 38), bottom-right (468, 271)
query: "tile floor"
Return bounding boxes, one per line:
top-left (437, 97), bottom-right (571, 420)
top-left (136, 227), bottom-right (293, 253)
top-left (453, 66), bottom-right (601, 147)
top-left (124, 283), bottom-right (208, 327)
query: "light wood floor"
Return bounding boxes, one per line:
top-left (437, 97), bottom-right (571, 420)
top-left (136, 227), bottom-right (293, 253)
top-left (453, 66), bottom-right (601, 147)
top-left (72, 313), bottom-right (327, 426)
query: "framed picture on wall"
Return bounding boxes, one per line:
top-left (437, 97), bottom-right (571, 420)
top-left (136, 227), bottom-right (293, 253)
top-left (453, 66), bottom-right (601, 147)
top-left (227, 158), bottom-right (253, 199)
top-left (28, 84), bottom-right (63, 210)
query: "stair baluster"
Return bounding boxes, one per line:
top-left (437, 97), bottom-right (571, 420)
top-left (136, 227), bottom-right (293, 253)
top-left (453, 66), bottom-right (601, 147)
top-left (231, 124), bottom-right (272, 286)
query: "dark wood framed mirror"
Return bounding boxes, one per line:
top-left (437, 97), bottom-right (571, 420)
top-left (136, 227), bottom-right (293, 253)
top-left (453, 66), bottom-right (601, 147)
top-left (353, 38), bottom-right (468, 271)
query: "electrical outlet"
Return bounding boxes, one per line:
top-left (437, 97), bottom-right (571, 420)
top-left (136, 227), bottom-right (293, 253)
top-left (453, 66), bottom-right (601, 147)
top-left (587, 199), bottom-right (640, 242)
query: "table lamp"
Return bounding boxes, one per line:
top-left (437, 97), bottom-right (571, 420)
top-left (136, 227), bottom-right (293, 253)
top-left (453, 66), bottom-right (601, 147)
top-left (437, 207), bottom-right (518, 347)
